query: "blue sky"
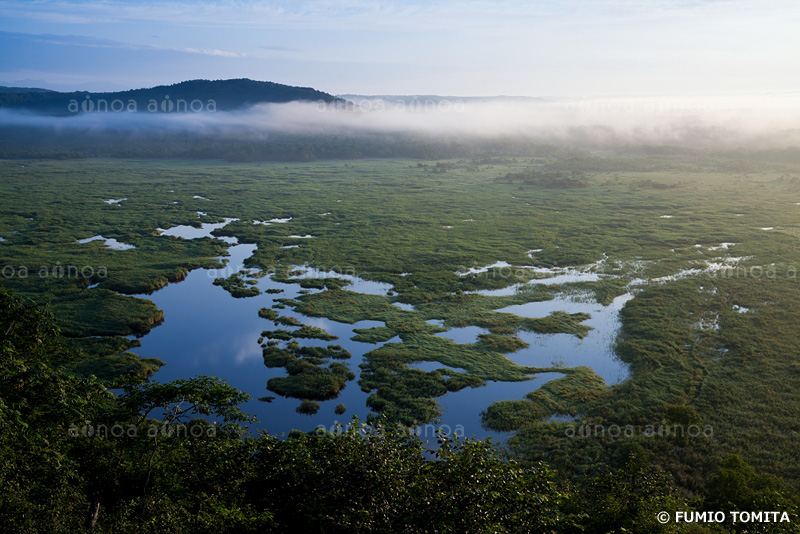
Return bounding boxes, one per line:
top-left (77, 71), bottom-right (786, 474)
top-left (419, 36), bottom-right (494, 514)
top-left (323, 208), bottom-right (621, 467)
top-left (0, 0), bottom-right (798, 96)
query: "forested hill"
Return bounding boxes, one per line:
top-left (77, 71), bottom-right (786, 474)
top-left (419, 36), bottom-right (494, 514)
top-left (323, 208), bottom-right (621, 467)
top-left (0, 78), bottom-right (343, 115)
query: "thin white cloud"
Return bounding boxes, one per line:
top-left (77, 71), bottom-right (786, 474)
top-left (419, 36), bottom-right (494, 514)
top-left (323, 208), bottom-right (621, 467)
top-left (183, 47), bottom-right (244, 58)
top-left (3, 31), bottom-right (131, 49)
top-left (2, 31), bottom-right (244, 59)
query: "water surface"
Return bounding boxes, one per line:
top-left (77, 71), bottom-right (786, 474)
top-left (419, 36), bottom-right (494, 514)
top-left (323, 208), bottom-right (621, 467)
top-left (498, 292), bottom-right (633, 385)
top-left (131, 221), bottom-right (631, 440)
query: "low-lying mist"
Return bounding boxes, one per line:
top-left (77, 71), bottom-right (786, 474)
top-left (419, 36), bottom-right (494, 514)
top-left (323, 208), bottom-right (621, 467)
top-left (260, 95), bottom-right (800, 149)
top-left (2, 94), bottom-right (800, 150)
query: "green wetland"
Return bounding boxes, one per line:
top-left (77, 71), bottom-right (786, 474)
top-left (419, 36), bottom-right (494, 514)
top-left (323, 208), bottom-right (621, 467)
top-left (4, 148), bottom-right (800, 530)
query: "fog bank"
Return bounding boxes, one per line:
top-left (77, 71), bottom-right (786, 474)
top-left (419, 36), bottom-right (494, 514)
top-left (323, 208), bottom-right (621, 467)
top-left (2, 94), bottom-right (800, 149)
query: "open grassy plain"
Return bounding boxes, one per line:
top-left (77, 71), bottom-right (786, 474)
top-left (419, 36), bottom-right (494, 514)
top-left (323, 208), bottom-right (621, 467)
top-left (3, 149), bottom-right (800, 495)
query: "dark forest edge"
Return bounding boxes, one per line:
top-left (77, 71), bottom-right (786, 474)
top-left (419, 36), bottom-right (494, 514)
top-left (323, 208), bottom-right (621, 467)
top-left (3, 122), bottom-right (800, 165)
top-left (2, 287), bottom-right (798, 533)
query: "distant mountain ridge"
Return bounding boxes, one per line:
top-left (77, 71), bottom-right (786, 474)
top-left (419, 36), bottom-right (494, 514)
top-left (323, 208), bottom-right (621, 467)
top-left (0, 78), bottom-right (343, 115)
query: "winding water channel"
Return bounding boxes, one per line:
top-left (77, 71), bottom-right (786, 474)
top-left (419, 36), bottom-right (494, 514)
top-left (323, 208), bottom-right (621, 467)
top-left (130, 219), bottom-right (632, 442)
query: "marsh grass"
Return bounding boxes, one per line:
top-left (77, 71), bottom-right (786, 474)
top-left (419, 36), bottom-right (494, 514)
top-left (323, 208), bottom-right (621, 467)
top-left (258, 308), bottom-right (279, 320)
top-left (351, 326), bottom-right (398, 344)
top-left (264, 341), bottom-right (355, 404)
top-left (4, 153), bottom-right (800, 483)
top-left (70, 352), bottom-right (165, 383)
top-left (213, 273), bottom-right (261, 297)
top-left (296, 399), bottom-right (320, 415)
